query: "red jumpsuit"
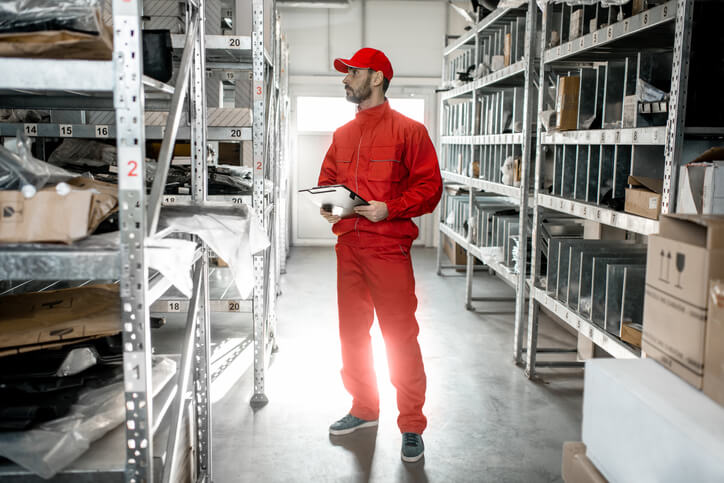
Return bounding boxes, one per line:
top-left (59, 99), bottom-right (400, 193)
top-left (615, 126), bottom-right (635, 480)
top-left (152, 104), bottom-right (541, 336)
top-left (318, 100), bottom-right (442, 434)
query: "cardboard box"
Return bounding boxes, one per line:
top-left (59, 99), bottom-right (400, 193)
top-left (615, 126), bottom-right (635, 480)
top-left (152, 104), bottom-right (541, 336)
top-left (556, 76), bottom-right (580, 131)
top-left (504, 33), bottom-right (512, 67)
top-left (704, 280), bottom-right (724, 407)
top-left (0, 11), bottom-right (112, 60)
top-left (444, 237), bottom-right (467, 267)
top-left (621, 323), bottom-right (643, 348)
top-left (677, 148), bottom-right (724, 215)
top-left (0, 177), bottom-right (117, 243)
top-left (0, 284), bottom-right (120, 357)
top-left (569, 9), bottom-right (584, 40)
top-left (632, 0), bottom-right (647, 15)
top-left (562, 442), bottom-right (608, 483)
top-left (642, 214), bottom-right (724, 388)
top-left (625, 175), bottom-right (663, 220)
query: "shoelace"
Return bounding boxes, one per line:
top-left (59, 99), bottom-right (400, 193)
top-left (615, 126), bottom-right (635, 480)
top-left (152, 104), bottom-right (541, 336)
top-left (403, 433), bottom-right (420, 447)
top-left (340, 414), bottom-right (360, 425)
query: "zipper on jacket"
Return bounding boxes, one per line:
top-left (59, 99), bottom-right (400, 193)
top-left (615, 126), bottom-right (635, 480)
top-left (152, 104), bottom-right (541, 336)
top-left (354, 132), bottom-right (362, 237)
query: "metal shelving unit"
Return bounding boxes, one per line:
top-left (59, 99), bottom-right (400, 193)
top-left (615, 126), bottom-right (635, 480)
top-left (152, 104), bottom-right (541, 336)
top-left (0, 0), bottom-right (288, 480)
top-left (523, 0), bottom-right (723, 379)
top-left (437, 0), bottom-right (723, 379)
top-left (436, 0), bottom-right (538, 365)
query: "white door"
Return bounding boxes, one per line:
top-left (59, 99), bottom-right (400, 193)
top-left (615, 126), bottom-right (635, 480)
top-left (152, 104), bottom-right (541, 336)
top-left (292, 92), bottom-right (436, 247)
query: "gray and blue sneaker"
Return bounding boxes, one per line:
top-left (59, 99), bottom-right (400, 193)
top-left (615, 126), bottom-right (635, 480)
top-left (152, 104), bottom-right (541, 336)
top-left (329, 413), bottom-right (378, 436)
top-left (401, 432), bottom-right (424, 463)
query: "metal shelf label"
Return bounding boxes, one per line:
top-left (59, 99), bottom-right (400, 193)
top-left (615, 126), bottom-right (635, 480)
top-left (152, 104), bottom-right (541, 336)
top-left (123, 351), bottom-right (147, 393)
top-left (95, 125), bottom-right (110, 138)
top-left (59, 124), bottom-right (73, 137)
top-left (23, 123), bottom-right (38, 136)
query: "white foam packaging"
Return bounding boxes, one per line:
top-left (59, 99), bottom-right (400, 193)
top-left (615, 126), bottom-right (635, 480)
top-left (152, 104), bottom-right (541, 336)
top-left (582, 358), bottom-right (724, 483)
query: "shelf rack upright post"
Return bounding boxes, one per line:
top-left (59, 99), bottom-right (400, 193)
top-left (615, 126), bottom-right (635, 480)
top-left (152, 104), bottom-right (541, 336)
top-left (436, 1), bottom-right (539, 365)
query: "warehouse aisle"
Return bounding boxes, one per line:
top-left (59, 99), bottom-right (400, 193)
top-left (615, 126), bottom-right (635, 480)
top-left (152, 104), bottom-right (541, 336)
top-left (212, 247), bottom-right (583, 483)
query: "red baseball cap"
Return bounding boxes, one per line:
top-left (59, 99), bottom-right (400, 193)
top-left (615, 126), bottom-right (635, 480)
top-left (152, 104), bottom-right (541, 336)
top-left (334, 48), bottom-right (394, 82)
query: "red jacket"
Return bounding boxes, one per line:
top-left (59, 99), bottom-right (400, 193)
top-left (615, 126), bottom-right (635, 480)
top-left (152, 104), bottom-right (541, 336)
top-left (318, 101), bottom-right (443, 246)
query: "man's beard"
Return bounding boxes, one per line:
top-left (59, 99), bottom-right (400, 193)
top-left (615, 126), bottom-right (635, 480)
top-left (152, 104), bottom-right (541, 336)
top-left (345, 76), bottom-right (372, 104)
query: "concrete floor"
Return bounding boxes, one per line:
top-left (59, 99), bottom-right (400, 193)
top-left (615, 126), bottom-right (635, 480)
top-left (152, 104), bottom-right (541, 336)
top-left (212, 247), bottom-right (584, 483)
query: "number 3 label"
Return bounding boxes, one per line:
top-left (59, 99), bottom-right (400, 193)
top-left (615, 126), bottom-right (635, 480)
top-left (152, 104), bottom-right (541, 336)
top-left (256, 86), bottom-right (262, 95)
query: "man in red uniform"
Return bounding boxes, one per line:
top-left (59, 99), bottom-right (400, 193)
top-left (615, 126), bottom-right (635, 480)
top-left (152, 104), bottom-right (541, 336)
top-left (318, 47), bottom-right (442, 463)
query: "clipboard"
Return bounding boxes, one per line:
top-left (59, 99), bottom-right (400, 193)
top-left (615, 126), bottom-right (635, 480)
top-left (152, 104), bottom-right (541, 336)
top-left (299, 184), bottom-right (369, 218)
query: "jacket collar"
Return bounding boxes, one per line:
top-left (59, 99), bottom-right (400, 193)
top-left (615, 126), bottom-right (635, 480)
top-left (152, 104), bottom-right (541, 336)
top-left (355, 99), bottom-right (390, 125)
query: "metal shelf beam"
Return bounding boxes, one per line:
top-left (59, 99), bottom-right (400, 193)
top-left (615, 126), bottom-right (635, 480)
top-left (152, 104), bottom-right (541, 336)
top-left (441, 133), bottom-right (524, 145)
top-left (0, 123), bottom-right (252, 141)
top-left (543, 1), bottom-right (676, 64)
top-left (439, 223), bottom-right (519, 289)
top-left (532, 287), bottom-right (639, 359)
top-left (441, 60), bottom-right (527, 101)
top-left (441, 170), bottom-right (522, 200)
top-left (537, 194), bottom-right (659, 235)
top-left (541, 127), bottom-right (667, 145)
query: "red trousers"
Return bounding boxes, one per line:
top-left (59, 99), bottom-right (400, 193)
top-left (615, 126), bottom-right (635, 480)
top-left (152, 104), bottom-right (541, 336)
top-left (335, 242), bottom-right (427, 434)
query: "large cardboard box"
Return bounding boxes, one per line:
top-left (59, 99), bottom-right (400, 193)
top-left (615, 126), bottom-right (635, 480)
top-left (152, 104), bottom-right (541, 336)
top-left (0, 177), bottom-right (117, 243)
top-left (0, 284), bottom-right (121, 357)
top-left (677, 148), bottom-right (724, 215)
top-left (642, 214), bottom-right (724, 388)
top-left (625, 175), bottom-right (662, 220)
top-left (0, 11), bottom-right (112, 60)
top-left (562, 442), bottom-right (607, 483)
top-left (704, 280), bottom-right (724, 407)
top-left (556, 76), bottom-right (580, 131)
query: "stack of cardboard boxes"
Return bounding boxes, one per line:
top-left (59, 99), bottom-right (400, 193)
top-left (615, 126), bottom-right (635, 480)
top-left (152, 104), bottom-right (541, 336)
top-left (642, 214), bottom-right (724, 406)
top-left (562, 213), bottom-right (724, 483)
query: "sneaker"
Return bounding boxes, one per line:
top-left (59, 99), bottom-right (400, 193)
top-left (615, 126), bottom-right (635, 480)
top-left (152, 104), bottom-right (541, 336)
top-left (329, 413), bottom-right (378, 436)
top-left (401, 432), bottom-right (424, 463)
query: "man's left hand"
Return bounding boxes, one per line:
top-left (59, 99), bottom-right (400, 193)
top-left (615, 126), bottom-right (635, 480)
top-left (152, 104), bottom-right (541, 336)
top-left (354, 200), bottom-right (388, 223)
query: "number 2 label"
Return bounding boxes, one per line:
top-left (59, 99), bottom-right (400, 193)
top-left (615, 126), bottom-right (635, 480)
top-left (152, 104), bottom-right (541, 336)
top-left (128, 160), bottom-right (138, 177)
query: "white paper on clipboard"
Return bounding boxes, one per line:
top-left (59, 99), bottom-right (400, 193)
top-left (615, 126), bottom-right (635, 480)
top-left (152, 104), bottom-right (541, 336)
top-left (299, 184), bottom-right (369, 218)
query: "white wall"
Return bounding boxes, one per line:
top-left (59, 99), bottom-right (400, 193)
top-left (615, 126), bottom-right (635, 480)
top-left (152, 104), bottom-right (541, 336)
top-left (281, 0), bottom-right (448, 77)
top-left (281, 0), bottom-right (472, 247)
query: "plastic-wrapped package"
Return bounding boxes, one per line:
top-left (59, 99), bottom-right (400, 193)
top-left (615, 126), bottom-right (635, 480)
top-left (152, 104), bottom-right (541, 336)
top-left (0, 0), bottom-right (104, 35)
top-left (146, 237), bottom-right (198, 298)
top-left (0, 357), bottom-right (176, 479)
top-left (0, 135), bottom-right (74, 198)
top-left (160, 205), bottom-right (270, 299)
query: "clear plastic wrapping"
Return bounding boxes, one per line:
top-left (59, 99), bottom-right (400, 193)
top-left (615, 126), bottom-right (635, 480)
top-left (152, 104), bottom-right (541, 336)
top-left (0, 0), bottom-right (103, 35)
top-left (146, 237), bottom-right (198, 298)
top-left (160, 205), bottom-right (270, 299)
top-left (0, 134), bottom-right (74, 197)
top-left (0, 357), bottom-right (176, 479)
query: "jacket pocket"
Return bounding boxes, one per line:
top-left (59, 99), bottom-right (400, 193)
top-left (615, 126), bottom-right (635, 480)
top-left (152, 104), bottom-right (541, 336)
top-left (369, 145), bottom-right (403, 182)
top-left (335, 148), bottom-right (354, 183)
